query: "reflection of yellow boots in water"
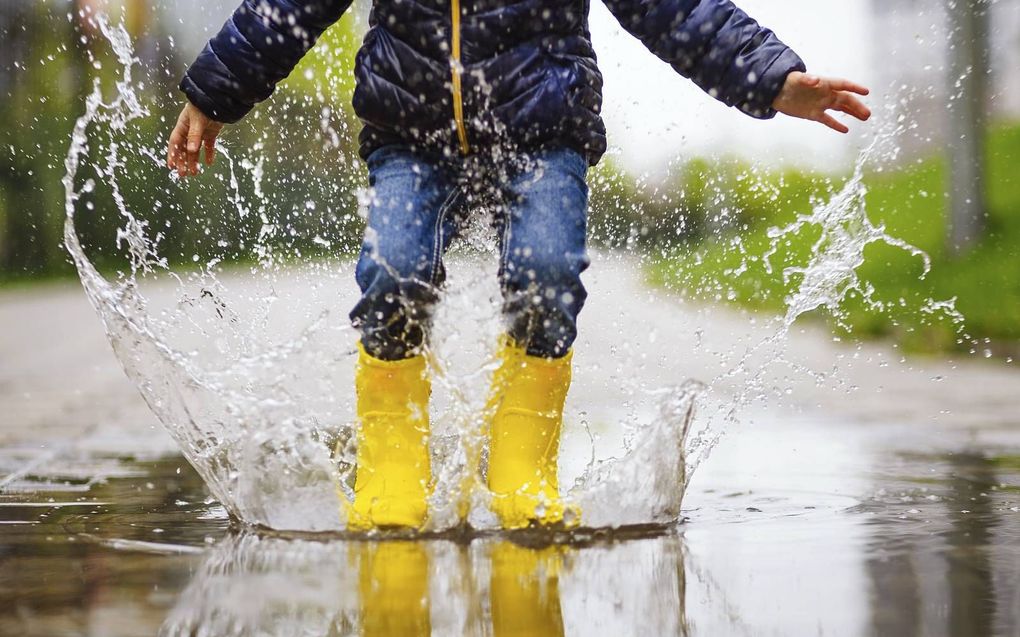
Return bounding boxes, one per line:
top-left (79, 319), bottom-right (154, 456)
top-left (359, 541), bottom-right (431, 637)
top-left (349, 343), bottom-right (431, 530)
top-left (487, 340), bottom-right (579, 529)
top-left (491, 542), bottom-right (565, 637)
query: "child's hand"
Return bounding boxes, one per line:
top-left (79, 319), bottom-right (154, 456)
top-left (166, 102), bottom-right (224, 178)
top-left (772, 71), bottom-right (871, 134)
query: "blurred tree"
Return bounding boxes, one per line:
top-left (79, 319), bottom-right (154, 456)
top-left (946, 0), bottom-right (990, 255)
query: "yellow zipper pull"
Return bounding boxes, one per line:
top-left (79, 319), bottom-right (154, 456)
top-left (450, 0), bottom-right (470, 155)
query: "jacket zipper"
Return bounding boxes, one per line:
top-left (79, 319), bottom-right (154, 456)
top-left (450, 0), bottom-right (471, 154)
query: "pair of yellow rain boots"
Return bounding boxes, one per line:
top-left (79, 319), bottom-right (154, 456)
top-left (347, 340), bottom-right (577, 531)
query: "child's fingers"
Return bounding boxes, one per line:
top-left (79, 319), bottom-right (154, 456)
top-left (180, 130), bottom-right (192, 178)
top-left (167, 120), bottom-right (188, 174)
top-left (829, 78), bottom-right (869, 96)
top-left (170, 128), bottom-right (189, 178)
top-left (185, 117), bottom-right (207, 176)
top-left (818, 112), bottom-right (849, 134)
top-left (203, 132), bottom-right (217, 166)
top-left (171, 108), bottom-right (196, 177)
top-left (835, 93), bottom-right (872, 121)
top-left (166, 130), bottom-right (176, 168)
top-left (167, 128), bottom-right (182, 171)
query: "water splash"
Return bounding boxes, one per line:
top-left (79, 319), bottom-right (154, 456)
top-left (681, 119), bottom-right (963, 472)
top-left (63, 16), bottom-right (962, 535)
top-left (63, 17), bottom-right (697, 533)
top-left (765, 135), bottom-right (930, 328)
top-left (64, 18), bottom-right (354, 531)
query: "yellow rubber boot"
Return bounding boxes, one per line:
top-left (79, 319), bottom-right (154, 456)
top-left (486, 341), bottom-right (579, 529)
top-left (491, 542), bottom-right (565, 637)
top-left (349, 343), bottom-right (431, 531)
top-left (358, 541), bottom-right (431, 636)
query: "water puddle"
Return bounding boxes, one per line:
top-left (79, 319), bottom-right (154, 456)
top-left (3, 417), bottom-right (1018, 636)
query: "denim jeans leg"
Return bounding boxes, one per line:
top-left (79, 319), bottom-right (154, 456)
top-left (498, 148), bottom-right (590, 358)
top-left (350, 146), bottom-right (461, 360)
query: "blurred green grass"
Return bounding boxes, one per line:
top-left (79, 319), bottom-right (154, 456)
top-left (648, 123), bottom-right (1020, 355)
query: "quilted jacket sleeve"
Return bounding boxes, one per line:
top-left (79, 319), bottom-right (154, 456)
top-left (601, 0), bottom-right (806, 118)
top-left (180, 0), bottom-right (352, 123)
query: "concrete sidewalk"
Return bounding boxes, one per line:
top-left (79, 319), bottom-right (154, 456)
top-left (0, 282), bottom-right (164, 449)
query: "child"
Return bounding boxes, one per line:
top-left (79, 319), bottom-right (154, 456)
top-left (168, 0), bottom-right (870, 530)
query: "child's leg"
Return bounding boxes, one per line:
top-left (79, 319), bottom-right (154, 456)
top-left (349, 146), bottom-right (461, 360)
top-left (498, 147), bottom-right (590, 356)
top-left (347, 146), bottom-right (458, 530)
top-left (486, 147), bottom-right (589, 529)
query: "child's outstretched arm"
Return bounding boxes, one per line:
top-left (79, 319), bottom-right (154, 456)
top-left (601, 0), bottom-right (869, 130)
top-left (167, 0), bottom-right (352, 177)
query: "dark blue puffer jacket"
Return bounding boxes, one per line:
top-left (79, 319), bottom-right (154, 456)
top-left (181, 0), bottom-right (805, 166)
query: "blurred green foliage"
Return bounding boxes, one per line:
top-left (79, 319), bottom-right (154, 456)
top-left (589, 154), bottom-right (827, 251)
top-left (648, 124), bottom-right (1020, 355)
top-left (0, 3), bottom-right (364, 283)
top-left (2, 4), bottom-right (1017, 354)
top-left (0, 4), bottom-right (88, 277)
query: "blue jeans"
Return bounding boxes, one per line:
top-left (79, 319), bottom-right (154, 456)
top-left (350, 146), bottom-right (590, 360)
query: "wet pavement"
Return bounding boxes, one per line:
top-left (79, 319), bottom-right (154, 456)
top-left (2, 258), bottom-right (1019, 636)
top-left (2, 417), bottom-right (1018, 636)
